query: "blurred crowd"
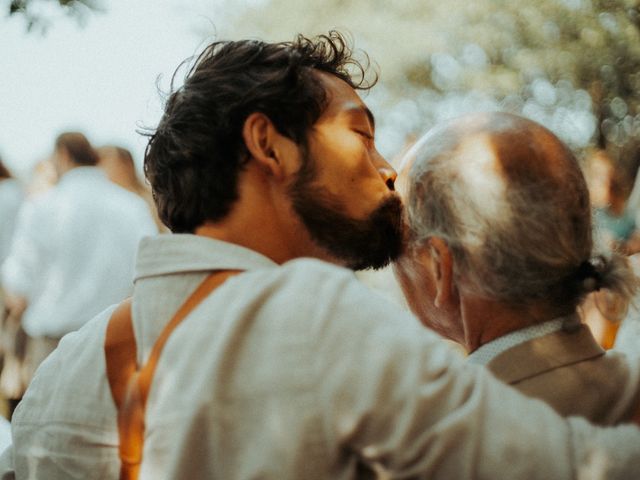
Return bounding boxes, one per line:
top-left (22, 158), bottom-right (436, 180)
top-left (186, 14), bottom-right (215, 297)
top-left (0, 133), bottom-right (161, 417)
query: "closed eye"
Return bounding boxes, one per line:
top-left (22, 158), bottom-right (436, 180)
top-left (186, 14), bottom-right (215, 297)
top-left (355, 130), bottom-right (374, 140)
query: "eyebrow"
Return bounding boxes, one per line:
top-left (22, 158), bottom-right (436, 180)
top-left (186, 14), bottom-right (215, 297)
top-left (343, 103), bottom-right (376, 131)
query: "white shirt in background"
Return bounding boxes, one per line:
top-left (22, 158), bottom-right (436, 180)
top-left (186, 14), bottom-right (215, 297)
top-left (615, 254), bottom-right (640, 358)
top-left (0, 167), bottom-right (157, 338)
top-left (0, 179), bottom-right (24, 263)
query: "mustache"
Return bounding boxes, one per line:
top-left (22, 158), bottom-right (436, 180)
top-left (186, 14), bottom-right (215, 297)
top-left (352, 194), bottom-right (405, 269)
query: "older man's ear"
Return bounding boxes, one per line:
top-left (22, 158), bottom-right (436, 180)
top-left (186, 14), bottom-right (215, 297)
top-left (427, 237), bottom-right (456, 309)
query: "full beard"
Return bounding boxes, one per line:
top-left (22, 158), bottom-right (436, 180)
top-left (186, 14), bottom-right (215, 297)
top-left (287, 156), bottom-right (405, 271)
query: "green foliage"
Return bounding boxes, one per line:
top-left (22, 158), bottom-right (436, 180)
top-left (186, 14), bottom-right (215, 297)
top-left (216, 0), bottom-right (640, 164)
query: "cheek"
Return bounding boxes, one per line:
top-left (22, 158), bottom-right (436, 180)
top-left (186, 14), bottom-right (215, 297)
top-left (312, 130), bottom-right (375, 181)
top-left (394, 262), bottom-right (437, 321)
top-left (307, 129), bottom-right (390, 217)
top-left (394, 257), bottom-right (462, 340)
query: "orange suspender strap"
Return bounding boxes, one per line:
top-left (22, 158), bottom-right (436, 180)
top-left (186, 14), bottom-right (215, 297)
top-left (104, 270), bottom-right (240, 480)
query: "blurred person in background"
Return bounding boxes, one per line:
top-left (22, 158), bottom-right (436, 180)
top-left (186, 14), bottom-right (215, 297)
top-left (613, 252), bottom-right (640, 357)
top-left (24, 158), bottom-right (57, 198)
top-left (582, 149), bottom-right (640, 348)
top-left (586, 149), bottom-right (640, 254)
top-left (0, 158), bottom-right (24, 419)
top-left (97, 145), bottom-right (165, 231)
top-left (96, 145), bottom-right (146, 194)
top-left (395, 112), bottom-right (640, 425)
top-left (0, 159), bottom-right (23, 264)
top-left (0, 132), bottom-right (157, 414)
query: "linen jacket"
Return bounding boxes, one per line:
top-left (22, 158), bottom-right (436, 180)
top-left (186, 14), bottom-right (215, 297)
top-left (488, 324), bottom-right (640, 425)
top-left (6, 235), bottom-right (640, 479)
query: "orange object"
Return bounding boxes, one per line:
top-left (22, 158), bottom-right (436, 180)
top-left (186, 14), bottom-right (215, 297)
top-left (104, 270), bottom-right (240, 480)
top-left (601, 320), bottom-right (621, 350)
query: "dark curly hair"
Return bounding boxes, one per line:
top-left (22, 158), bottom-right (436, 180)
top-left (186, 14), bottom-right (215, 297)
top-left (143, 31), bottom-right (376, 233)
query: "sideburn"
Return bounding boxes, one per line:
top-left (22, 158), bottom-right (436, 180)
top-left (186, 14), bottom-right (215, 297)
top-left (288, 148), bottom-right (405, 270)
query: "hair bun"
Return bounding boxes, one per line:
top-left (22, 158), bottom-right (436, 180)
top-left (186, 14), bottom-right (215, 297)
top-left (575, 259), bottom-right (603, 292)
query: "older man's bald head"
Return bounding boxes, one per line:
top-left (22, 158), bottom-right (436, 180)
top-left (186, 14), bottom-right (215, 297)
top-left (403, 112), bottom-right (592, 309)
top-left (405, 112), bottom-right (581, 195)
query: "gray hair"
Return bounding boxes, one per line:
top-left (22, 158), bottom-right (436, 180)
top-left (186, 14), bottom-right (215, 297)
top-left (404, 113), bottom-right (637, 310)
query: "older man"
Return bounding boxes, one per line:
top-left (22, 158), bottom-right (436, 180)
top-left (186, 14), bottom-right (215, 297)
top-left (395, 112), bottom-right (640, 425)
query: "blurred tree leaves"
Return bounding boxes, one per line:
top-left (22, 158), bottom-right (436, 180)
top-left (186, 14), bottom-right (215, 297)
top-left (216, 0), bottom-right (640, 164)
top-left (11, 0), bottom-right (638, 165)
top-left (8, 0), bottom-right (101, 32)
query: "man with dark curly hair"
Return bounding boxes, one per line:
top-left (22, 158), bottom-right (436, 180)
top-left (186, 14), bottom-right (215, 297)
top-left (5, 32), bottom-right (640, 479)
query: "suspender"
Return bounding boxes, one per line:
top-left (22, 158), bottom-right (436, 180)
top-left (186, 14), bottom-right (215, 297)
top-left (104, 270), bottom-right (240, 480)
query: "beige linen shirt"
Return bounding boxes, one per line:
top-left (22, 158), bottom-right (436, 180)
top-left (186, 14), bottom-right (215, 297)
top-left (7, 235), bottom-right (640, 479)
top-left (480, 322), bottom-right (640, 425)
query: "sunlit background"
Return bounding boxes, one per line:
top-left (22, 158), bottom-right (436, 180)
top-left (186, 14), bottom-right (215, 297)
top-left (3, 0), bottom-right (640, 180)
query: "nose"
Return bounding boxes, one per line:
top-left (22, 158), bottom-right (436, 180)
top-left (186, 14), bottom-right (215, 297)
top-left (374, 153), bottom-right (397, 191)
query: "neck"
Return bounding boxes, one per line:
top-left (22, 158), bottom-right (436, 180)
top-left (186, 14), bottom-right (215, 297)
top-left (460, 295), bottom-right (563, 353)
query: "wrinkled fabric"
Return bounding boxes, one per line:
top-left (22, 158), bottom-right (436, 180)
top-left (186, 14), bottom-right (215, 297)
top-left (7, 235), bottom-right (640, 479)
top-left (487, 324), bottom-right (640, 424)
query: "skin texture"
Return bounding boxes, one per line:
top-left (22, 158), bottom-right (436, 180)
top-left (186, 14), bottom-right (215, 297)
top-left (394, 112), bottom-right (586, 353)
top-left (302, 73), bottom-right (396, 220)
top-left (394, 238), bottom-right (466, 344)
top-left (196, 71), bottom-right (399, 268)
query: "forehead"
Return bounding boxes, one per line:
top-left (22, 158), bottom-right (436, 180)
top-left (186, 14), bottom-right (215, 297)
top-left (315, 72), bottom-right (370, 121)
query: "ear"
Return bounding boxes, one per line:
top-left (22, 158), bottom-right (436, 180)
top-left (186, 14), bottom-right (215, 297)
top-left (242, 112), bottom-right (295, 181)
top-left (427, 237), bottom-right (456, 309)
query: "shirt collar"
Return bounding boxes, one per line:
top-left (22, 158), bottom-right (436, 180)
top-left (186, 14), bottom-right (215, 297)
top-left (135, 234), bottom-right (279, 281)
top-left (467, 314), bottom-right (579, 366)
